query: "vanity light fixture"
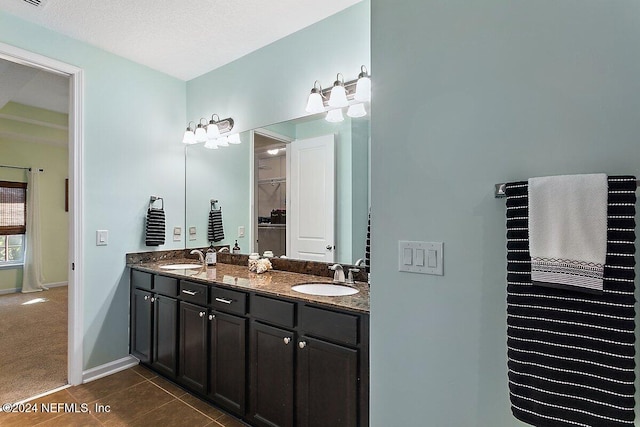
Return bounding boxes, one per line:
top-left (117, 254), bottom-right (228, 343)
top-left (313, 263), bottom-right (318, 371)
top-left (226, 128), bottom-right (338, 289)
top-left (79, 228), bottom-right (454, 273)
top-left (347, 103), bottom-right (367, 118)
top-left (267, 149), bottom-right (280, 155)
top-left (354, 65), bottom-right (371, 102)
top-left (326, 108), bottom-right (344, 123)
top-left (216, 135), bottom-right (229, 147)
top-left (195, 118), bottom-right (208, 143)
top-left (305, 65), bottom-right (371, 123)
top-left (207, 114), bottom-right (221, 139)
top-left (182, 115), bottom-right (235, 146)
top-left (228, 133), bottom-right (241, 145)
top-left (182, 121), bottom-right (196, 144)
top-left (328, 73), bottom-right (349, 108)
top-left (204, 139), bottom-right (218, 150)
top-left (305, 80), bottom-right (325, 114)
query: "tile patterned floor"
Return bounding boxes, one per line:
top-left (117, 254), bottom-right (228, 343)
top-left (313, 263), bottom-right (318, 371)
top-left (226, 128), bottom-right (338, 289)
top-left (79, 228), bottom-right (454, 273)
top-left (0, 365), bottom-right (247, 427)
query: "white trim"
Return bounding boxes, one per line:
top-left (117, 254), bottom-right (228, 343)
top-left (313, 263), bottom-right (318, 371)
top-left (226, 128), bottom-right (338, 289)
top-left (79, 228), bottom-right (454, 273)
top-left (82, 355), bottom-right (139, 384)
top-left (14, 384), bottom-right (71, 406)
top-left (0, 42), bottom-right (84, 387)
top-left (0, 281), bottom-right (68, 295)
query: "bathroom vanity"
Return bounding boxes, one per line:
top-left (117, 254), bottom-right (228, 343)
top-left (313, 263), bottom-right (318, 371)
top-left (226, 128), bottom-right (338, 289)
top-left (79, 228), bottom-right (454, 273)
top-left (129, 257), bottom-right (369, 427)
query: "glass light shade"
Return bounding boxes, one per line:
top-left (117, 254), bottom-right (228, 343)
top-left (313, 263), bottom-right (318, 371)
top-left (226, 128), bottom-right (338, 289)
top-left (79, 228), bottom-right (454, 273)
top-left (328, 84), bottom-right (348, 108)
top-left (204, 140), bottom-right (218, 149)
top-left (267, 149), bottom-right (280, 155)
top-left (325, 108), bottom-right (344, 123)
top-left (305, 91), bottom-right (325, 113)
top-left (228, 134), bottom-right (241, 145)
top-left (347, 103), bottom-right (367, 118)
top-left (354, 76), bottom-right (371, 102)
top-left (195, 126), bottom-right (207, 143)
top-left (182, 130), bottom-right (196, 144)
top-left (207, 123), bottom-right (220, 139)
top-left (216, 136), bottom-right (229, 147)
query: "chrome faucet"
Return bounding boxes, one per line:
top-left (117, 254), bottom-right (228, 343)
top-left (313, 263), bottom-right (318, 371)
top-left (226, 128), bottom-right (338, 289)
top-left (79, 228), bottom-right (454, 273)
top-left (190, 249), bottom-right (205, 264)
top-left (218, 247), bottom-right (229, 253)
top-left (346, 268), bottom-right (359, 284)
top-left (329, 264), bottom-right (345, 283)
top-left (354, 258), bottom-right (366, 267)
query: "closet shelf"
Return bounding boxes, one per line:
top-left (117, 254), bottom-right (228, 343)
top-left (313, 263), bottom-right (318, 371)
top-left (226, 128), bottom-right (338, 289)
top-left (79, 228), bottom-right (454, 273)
top-left (258, 177), bottom-right (286, 185)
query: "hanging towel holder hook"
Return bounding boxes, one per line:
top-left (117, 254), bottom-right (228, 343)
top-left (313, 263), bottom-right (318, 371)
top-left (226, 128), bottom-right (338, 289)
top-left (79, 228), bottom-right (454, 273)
top-left (210, 199), bottom-right (219, 210)
top-left (149, 196), bottom-right (164, 210)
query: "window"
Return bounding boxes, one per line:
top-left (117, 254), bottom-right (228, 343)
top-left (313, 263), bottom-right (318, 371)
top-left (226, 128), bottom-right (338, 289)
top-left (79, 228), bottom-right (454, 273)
top-left (0, 181), bottom-right (27, 265)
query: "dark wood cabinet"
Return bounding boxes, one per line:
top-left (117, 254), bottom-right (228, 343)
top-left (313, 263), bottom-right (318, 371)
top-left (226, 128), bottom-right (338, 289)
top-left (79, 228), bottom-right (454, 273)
top-left (178, 301), bottom-right (208, 394)
top-left (297, 336), bottom-right (358, 427)
top-left (209, 311), bottom-right (247, 415)
top-left (130, 269), bottom-right (369, 427)
top-left (152, 295), bottom-right (178, 378)
top-left (131, 288), bottom-right (152, 363)
top-left (249, 321), bottom-right (295, 427)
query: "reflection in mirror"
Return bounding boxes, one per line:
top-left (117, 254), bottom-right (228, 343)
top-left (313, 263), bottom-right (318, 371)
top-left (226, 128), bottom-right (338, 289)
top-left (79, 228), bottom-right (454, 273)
top-left (186, 112), bottom-right (369, 266)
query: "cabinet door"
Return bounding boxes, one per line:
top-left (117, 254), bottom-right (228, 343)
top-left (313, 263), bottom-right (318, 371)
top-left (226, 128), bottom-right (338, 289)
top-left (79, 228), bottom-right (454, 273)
top-left (131, 288), bottom-right (153, 363)
top-left (152, 295), bottom-right (178, 378)
top-left (249, 321), bottom-right (295, 427)
top-left (178, 301), bottom-right (208, 394)
top-left (208, 311), bottom-right (246, 415)
top-left (297, 336), bottom-right (358, 427)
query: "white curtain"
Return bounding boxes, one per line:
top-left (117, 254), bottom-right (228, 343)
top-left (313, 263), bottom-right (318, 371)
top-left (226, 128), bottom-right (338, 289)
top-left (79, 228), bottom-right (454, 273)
top-left (22, 169), bottom-right (47, 293)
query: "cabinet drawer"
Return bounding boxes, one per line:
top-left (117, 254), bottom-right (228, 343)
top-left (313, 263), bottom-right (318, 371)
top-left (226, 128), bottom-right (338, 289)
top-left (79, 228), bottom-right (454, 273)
top-left (251, 294), bottom-right (295, 328)
top-left (299, 305), bottom-right (359, 346)
top-left (179, 281), bottom-right (208, 305)
top-left (131, 270), bottom-right (152, 290)
top-left (154, 275), bottom-right (178, 297)
top-left (210, 287), bottom-right (247, 315)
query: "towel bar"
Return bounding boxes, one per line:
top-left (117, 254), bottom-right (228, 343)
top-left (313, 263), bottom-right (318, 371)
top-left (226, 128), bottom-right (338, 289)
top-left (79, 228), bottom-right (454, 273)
top-left (494, 180), bottom-right (640, 198)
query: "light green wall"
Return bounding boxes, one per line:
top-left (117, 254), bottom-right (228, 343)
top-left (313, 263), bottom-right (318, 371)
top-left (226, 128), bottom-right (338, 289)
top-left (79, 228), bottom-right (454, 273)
top-left (371, 1), bottom-right (640, 425)
top-left (0, 11), bottom-right (186, 369)
top-left (0, 102), bottom-right (69, 292)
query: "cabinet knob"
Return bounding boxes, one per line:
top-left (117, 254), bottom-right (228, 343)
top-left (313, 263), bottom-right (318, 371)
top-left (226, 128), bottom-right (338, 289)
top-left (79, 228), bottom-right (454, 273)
top-left (143, 295), bottom-right (149, 301)
top-left (283, 337), bottom-right (291, 345)
top-left (208, 314), bottom-right (215, 321)
top-left (298, 341), bottom-right (307, 349)
top-left (199, 311), bottom-right (205, 317)
top-left (150, 297), bottom-right (156, 303)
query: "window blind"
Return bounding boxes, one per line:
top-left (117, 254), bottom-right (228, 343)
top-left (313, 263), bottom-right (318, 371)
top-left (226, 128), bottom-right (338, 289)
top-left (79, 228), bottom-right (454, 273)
top-left (0, 181), bottom-right (27, 235)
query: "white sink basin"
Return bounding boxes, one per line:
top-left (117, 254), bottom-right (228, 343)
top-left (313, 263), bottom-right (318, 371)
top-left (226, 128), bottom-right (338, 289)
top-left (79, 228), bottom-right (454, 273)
top-left (291, 283), bottom-right (359, 297)
top-left (159, 263), bottom-right (203, 270)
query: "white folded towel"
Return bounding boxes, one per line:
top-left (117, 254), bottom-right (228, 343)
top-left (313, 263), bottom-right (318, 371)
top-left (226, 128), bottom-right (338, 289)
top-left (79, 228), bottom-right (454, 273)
top-left (528, 173), bottom-right (608, 292)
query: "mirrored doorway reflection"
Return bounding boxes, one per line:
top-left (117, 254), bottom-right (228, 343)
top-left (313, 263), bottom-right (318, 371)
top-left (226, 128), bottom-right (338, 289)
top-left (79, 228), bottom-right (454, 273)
top-left (254, 132), bottom-right (288, 257)
top-left (0, 56), bottom-right (70, 403)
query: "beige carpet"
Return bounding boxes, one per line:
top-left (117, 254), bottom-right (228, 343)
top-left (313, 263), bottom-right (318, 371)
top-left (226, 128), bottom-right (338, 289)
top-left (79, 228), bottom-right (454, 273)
top-left (0, 286), bottom-right (67, 404)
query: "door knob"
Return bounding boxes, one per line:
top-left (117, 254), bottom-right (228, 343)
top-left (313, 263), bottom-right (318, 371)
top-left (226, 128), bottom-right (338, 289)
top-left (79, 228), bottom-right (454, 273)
top-left (326, 245), bottom-right (333, 251)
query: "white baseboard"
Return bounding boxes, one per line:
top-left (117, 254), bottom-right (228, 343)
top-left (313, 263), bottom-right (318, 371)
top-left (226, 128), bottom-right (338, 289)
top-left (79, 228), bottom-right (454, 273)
top-left (82, 355), bottom-right (139, 384)
top-left (0, 281), bottom-right (68, 295)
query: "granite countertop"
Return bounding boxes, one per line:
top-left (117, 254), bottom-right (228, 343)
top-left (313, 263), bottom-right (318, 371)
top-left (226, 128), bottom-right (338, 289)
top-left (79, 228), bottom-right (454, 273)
top-left (128, 258), bottom-right (370, 314)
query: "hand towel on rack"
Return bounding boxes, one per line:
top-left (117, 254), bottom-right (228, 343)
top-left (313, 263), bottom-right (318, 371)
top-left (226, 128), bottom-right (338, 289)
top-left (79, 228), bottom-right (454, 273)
top-left (145, 208), bottom-right (165, 246)
top-left (505, 176), bottom-right (636, 427)
top-left (208, 209), bottom-right (225, 243)
top-left (528, 173), bottom-right (608, 293)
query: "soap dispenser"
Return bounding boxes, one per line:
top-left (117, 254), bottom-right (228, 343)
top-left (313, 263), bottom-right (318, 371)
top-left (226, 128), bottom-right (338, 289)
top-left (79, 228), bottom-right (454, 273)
top-left (206, 244), bottom-right (216, 266)
top-left (233, 240), bottom-right (241, 254)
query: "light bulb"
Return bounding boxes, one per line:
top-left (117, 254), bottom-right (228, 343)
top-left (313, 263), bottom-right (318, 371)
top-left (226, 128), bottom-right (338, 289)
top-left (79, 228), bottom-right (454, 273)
top-left (347, 103), bottom-right (367, 118)
top-left (216, 136), bottom-right (229, 147)
top-left (325, 108), bottom-right (344, 123)
top-left (305, 91), bottom-right (325, 113)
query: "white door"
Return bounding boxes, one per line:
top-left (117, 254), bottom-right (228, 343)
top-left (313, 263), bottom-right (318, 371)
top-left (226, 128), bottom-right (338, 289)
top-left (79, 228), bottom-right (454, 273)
top-left (287, 134), bottom-right (335, 262)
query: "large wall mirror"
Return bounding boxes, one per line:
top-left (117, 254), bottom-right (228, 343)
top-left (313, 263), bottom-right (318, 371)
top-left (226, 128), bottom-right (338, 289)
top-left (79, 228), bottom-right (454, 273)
top-left (185, 112), bottom-right (370, 266)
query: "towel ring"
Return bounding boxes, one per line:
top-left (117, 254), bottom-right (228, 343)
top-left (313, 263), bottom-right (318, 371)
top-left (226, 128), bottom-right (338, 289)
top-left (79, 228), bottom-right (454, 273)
top-left (149, 196), bottom-right (164, 210)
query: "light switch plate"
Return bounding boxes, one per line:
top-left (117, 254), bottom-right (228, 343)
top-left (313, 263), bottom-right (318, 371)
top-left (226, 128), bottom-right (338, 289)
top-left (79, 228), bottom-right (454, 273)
top-left (238, 226), bottom-right (245, 238)
top-left (173, 227), bottom-right (182, 242)
top-left (96, 230), bottom-right (108, 246)
top-left (189, 226), bottom-right (197, 241)
top-left (398, 241), bottom-right (444, 275)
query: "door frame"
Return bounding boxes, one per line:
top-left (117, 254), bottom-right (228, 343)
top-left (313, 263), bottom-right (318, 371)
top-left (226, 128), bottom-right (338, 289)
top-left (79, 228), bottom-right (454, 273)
top-left (0, 42), bottom-right (84, 386)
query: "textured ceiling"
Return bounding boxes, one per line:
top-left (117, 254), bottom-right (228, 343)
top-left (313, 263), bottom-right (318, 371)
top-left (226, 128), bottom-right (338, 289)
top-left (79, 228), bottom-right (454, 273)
top-left (0, 0), bottom-right (363, 81)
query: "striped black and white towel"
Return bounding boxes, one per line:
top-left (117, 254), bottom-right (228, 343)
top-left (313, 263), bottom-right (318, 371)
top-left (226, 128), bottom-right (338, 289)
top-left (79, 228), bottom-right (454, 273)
top-left (208, 209), bottom-right (224, 243)
top-left (505, 176), bottom-right (636, 427)
top-left (145, 207), bottom-right (165, 246)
